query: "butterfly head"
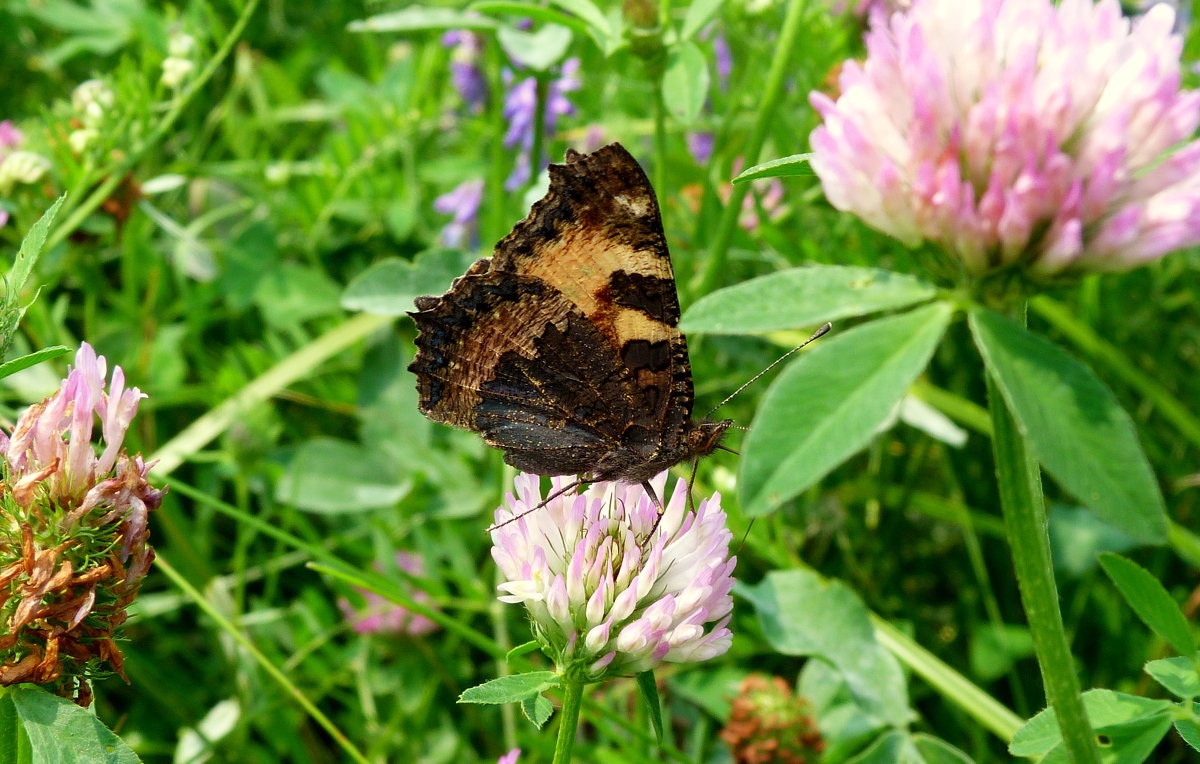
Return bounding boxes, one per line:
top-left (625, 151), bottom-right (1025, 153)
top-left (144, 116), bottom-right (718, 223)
top-left (686, 419), bottom-right (734, 459)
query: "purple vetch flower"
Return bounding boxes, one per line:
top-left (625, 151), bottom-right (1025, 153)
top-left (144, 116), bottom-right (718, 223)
top-left (713, 32), bottom-right (733, 91)
top-left (687, 132), bottom-right (715, 165)
top-left (443, 30), bottom-right (488, 113)
top-left (810, 0), bottom-right (1200, 277)
top-left (0, 343), bottom-right (163, 705)
top-left (338, 552), bottom-right (439, 636)
top-left (490, 473), bottom-right (735, 680)
top-left (501, 58), bottom-right (581, 189)
top-left (434, 178), bottom-right (485, 249)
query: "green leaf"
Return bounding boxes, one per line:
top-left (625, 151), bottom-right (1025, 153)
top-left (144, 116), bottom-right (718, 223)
top-left (741, 303), bottom-right (952, 516)
top-left (1145, 656), bottom-right (1200, 699)
top-left (8, 195), bottom-right (64, 300)
top-left (1049, 505), bottom-right (1138, 578)
top-left (520, 694), bottom-right (554, 729)
top-left (1098, 553), bottom-right (1194, 656)
top-left (681, 0), bottom-right (726, 40)
top-left (1010, 689), bottom-right (1174, 756)
top-left (845, 731), bottom-right (916, 764)
top-left (662, 41), bottom-right (710, 124)
top-left (342, 249), bottom-right (479, 315)
top-left (732, 153), bottom-right (814, 183)
top-left (635, 672), bottom-right (664, 742)
top-left (740, 569), bottom-right (910, 727)
top-left (1176, 719), bottom-right (1200, 752)
top-left (276, 438), bottom-right (411, 513)
top-left (11, 686), bottom-right (142, 764)
top-left (459, 672), bottom-right (559, 704)
top-left (0, 690), bottom-right (27, 764)
top-left (253, 263), bottom-right (341, 327)
top-left (506, 641), bottom-right (542, 661)
top-left (497, 23), bottom-right (573, 71)
top-left (347, 7), bottom-right (499, 32)
top-left (968, 623), bottom-right (1034, 682)
top-left (0, 346), bottom-right (70, 382)
top-left (798, 660), bottom-right (889, 760)
top-left (548, 0), bottom-right (611, 41)
top-left (469, 1), bottom-right (593, 41)
top-left (680, 265), bottom-right (938, 335)
top-left (969, 308), bottom-right (1168, 544)
top-left (912, 734), bottom-right (975, 764)
top-left (2, 196), bottom-right (65, 356)
top-left (847, 731), bottom-right (975, 763)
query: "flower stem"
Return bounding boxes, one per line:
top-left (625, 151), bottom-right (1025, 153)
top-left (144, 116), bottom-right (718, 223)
top-left (528, 75), bottom-right (549, 193)
top-left (985, 308), bottom-right (1099, 763)
top-left (692, 0), bottom-right (807, 294)
top-left (552, 680), bottom-right (586, 764)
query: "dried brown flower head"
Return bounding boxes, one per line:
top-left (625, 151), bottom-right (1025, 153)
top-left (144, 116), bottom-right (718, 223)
top-left (721, 674), bottom-right (825, 764)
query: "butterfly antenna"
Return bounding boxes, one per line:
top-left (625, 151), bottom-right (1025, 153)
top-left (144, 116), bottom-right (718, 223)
top-left (735, 519), bottom-right (756, 556)
top-left (704, 322), bottom-right (831, 418)
top-left (486, 477), bottom-right (588, 533)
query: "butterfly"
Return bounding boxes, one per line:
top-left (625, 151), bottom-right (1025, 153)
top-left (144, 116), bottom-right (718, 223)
top-left (407, 143), bottom-right (732, 510)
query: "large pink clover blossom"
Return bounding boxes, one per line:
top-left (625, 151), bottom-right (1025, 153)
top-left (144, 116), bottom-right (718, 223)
top-left (809, 0), bottom-right (1200, 277)
top-left (490, 473), bottom-right (734, 680)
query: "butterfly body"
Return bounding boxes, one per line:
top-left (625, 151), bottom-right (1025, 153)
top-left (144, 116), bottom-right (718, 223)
top-left (409, 143), bottom-right (731, 485)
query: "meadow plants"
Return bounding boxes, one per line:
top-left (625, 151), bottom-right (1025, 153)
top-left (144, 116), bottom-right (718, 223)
top-left (0, 0), bottom-right (1199, 762)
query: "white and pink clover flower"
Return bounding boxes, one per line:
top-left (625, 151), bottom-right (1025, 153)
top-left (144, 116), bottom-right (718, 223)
top-left (490, 473), bottom-right (734, 680)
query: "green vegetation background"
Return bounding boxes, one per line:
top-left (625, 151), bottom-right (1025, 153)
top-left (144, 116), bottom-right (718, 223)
top-left (0, 0), bottom-right (1198, 761)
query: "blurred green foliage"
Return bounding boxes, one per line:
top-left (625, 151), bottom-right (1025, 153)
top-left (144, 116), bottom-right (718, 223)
top-left (0, 0), bottom-right (1198, 762)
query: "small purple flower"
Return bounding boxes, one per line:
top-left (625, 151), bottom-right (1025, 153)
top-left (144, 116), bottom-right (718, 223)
top-left (713, 32), bottom-right (733, 91)
top-left (434, 178), bottom-right (485, 249)
top-left (443, 30), bottom-right (488, 113)
top-left (810, 0), bottom-right (1200, 277)
top-left (687, 132), bottom-right (715, 165)
top-left (502, 58), bottom-right (581, 189)
top-left (491, 473), bottom-right (735, 679)
top-left (338, 552), bottom-right (439, 636)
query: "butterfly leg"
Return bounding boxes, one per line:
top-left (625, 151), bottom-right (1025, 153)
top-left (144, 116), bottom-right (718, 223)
top-left (640, 479), bottom-right (669, 543)
top-left (485, 476), bottom-right (589, 533)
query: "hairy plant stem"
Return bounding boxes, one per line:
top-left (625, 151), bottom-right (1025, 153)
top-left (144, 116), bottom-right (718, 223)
top-left (552, 680), bottom-right (586, 764)
top-left (986, 304), bottom-right (1099, 763)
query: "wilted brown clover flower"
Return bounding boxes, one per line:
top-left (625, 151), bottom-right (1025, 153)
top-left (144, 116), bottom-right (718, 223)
top-left (0, 343), bottom-right (162, 705)
top-left (721, 674), bottom-right (824, 764)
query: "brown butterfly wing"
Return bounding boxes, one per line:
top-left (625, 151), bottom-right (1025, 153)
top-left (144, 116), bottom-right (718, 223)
top-left (408, 143), bottom-right (696, 481)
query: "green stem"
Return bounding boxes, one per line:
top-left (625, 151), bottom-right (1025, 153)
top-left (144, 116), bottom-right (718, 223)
top-left (693, 0), bottom-right (807, 293)
top-left (528, 75), bottom-right (548, 193)
top-left (155, 554), bottom-right (371, 764)
top-left (985, 309), bottom-right (1099, 763)
top-left (653, 76), bottom-right (668, 203)
top-left (552, 680), bottom-right (586, 764)
top-left (872, 617), bottom-right (1024, 741)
